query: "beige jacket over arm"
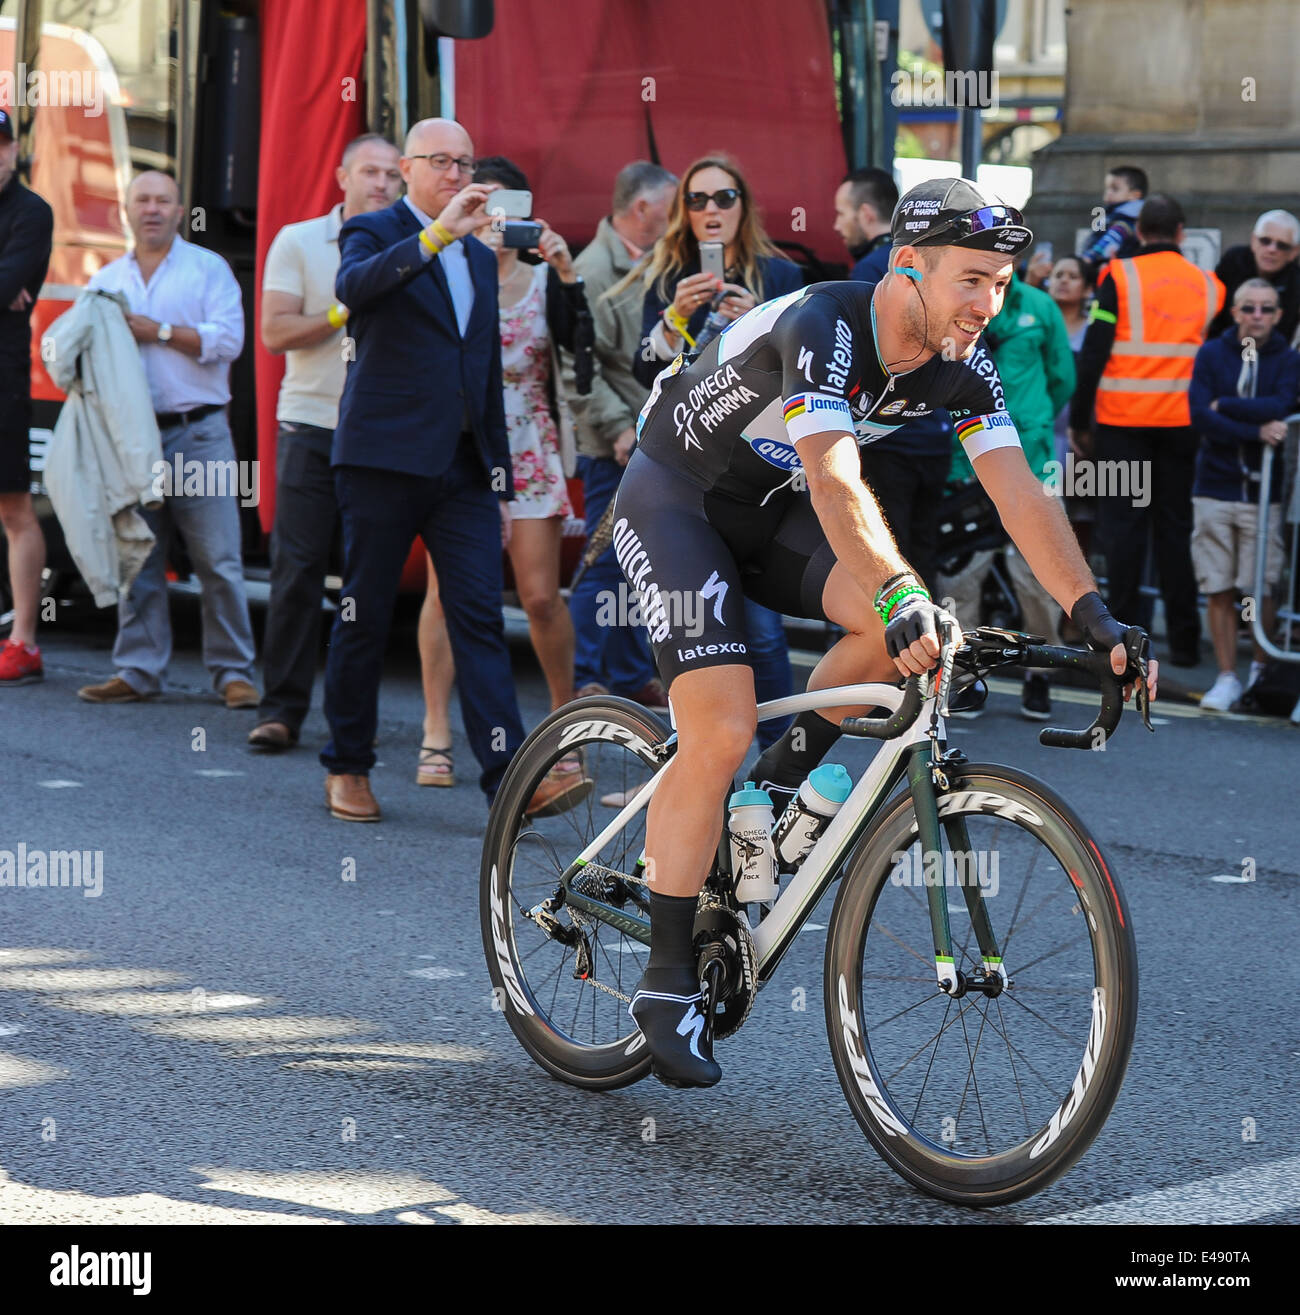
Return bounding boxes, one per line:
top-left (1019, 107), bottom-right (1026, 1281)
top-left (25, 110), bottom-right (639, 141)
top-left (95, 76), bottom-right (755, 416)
top-left (41, 289), bottom-right (164, 607)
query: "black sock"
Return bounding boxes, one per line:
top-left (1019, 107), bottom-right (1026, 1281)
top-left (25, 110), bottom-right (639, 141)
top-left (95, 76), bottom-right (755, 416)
top-left (646, 891), bottom-right (698, 973)
top-left (753, 709), bottom-right (842, 793)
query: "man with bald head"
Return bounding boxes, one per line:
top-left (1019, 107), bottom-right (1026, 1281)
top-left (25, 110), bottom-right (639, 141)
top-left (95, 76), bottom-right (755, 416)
top-left (319, 118), bottom-right (559, 821)
top-left (79, 167), bottom-right (256, 707)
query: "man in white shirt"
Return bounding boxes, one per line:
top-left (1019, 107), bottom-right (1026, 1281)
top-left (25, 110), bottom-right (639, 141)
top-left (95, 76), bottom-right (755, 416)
top-left (77, 170), bottom-right (256, 706)
top-left (248, 134), bottom-right (402, 751)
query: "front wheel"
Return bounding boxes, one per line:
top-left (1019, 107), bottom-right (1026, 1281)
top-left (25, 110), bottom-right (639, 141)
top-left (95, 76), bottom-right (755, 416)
top-left (823, 763), bottom-right (1137, 1206)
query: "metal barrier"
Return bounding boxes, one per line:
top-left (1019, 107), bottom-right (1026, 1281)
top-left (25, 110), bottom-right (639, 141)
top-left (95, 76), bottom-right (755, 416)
top-left (1250, 411), bottom-right (1300, 663)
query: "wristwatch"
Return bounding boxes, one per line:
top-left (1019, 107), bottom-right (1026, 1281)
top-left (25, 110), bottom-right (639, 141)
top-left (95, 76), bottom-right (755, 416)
top-left (156, 322), bottom-right (173, 344)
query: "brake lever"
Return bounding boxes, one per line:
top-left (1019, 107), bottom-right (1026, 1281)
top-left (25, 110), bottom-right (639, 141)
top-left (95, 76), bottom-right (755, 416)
top-left (1125, 626), bottom-right (1155, 734)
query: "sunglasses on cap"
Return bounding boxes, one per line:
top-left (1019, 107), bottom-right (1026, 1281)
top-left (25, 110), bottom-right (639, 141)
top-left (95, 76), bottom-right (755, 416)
top-left (685, 188), bottom-right (741, 212)
top-left (918, 204), bottom-right (1026, 245)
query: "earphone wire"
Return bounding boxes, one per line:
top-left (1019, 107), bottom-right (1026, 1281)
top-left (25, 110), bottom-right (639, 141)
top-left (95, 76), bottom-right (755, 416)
top-left (872, 264), bottom-right (930, 375)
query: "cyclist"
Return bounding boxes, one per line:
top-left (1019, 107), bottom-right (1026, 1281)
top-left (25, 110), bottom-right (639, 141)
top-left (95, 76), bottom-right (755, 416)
top-left (615, 178), bottom-right (1159, 1087)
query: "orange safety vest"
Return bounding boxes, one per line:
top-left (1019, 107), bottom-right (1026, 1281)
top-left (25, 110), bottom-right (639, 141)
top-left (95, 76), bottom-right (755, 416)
top-left (1095, 251), bottom-right (1224, 428)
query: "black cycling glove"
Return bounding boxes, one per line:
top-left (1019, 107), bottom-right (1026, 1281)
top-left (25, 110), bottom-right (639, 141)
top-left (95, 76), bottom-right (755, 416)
top-left (1071, 591), bottom-right (1129, 655)
top-left (885, 595), bottom-right (956, 661)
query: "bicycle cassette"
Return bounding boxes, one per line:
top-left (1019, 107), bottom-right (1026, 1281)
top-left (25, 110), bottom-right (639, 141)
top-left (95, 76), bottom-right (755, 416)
top-left (693, 896), bottom-right (758, 1039)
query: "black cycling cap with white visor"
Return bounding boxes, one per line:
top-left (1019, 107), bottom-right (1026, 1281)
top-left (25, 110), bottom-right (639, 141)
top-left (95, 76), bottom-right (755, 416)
top-left (890, 177), bottom-right (1033, 257)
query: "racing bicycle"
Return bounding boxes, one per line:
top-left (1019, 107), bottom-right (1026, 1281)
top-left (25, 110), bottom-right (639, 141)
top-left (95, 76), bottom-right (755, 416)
top-left (479, 627), bottom-right (1150, 1206)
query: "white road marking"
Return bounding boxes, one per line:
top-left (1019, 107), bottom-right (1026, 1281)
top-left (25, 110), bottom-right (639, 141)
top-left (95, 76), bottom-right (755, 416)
top-left (1035, 1154), bottom-right (1300, 1224)
top-left (1210, 874), bottom-right (1255, 884)
top-left (37, 780), bottom-right (82, 789)
top-left (195, 769), bottom-right (244, 778)
top-left (406, 967), bottom-right (464, 980)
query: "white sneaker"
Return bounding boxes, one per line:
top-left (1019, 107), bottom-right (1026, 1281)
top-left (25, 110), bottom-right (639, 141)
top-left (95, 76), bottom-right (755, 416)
top-left (1200, 671), bottom-right (1242, 712)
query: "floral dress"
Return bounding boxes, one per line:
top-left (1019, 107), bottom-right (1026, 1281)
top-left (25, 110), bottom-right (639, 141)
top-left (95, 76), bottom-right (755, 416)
top-left (499, 263), bottom-right (572, 519)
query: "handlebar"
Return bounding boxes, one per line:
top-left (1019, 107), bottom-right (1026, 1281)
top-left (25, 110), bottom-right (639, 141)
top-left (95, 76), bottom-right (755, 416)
top-left (838, 625), bottom-right (1154, 750)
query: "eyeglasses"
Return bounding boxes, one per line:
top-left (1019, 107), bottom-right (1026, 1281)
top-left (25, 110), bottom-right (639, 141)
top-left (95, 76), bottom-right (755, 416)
top-left (1255, 236), bottom-right (1294, 251)
top-left (1237, 303), bottom-right (1279, 314)
top-left (685, 188), bottom-right (741, 212)
top-left (407, 153), bottom-right (476, 176)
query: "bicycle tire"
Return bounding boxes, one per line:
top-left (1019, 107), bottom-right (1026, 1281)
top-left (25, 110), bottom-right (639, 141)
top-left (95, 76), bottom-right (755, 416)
top-left (823, 762), bottom-right (1137, 1206)
top-left (480, 696), bottom-right (671, 1090)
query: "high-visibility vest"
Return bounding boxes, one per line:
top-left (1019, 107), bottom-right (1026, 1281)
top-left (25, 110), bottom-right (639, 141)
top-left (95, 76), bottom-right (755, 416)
top-left (1094, 251), bottom-right (1224, 427)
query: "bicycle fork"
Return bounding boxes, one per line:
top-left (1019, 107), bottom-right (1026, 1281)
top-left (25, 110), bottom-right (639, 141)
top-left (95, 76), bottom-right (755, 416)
top-left (905, 744), bottom-right (1010, 998)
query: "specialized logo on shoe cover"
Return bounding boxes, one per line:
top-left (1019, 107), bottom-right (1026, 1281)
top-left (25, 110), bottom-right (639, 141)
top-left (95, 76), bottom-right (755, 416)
top-left (676, 1002), bottom-right (706, 1059)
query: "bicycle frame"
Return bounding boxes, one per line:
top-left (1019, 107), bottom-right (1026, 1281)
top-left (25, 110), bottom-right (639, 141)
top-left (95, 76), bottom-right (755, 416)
top-left (554, 679), bottom-right (994, 993)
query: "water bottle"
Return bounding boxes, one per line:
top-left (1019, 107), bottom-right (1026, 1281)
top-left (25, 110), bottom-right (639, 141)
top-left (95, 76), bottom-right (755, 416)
top-left (772, 763), bottom-right (852, 873)
top-left (694, 307), bottom-right (730, 353)
top-left (727, 781), bottom-right (778, 903)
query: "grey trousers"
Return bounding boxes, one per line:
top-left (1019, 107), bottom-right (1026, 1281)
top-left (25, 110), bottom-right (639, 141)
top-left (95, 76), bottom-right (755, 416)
top-left (113, 409), bottom-right (256, 695)
top-left (937, 544), bottom-right (1061, 651)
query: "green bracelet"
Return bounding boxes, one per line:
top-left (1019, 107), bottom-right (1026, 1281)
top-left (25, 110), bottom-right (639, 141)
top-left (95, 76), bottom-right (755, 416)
top-left (876, 584), bottom-right (930, 624)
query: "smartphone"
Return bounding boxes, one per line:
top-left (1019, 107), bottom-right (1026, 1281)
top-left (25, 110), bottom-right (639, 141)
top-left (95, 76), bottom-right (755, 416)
top-left (700, 240), bottom-right (726, 282)
top-left (503, 219), bottom-right (544, 249)
top-left (1034, 242), bottom-right (1053, 263)
top-left (487, 188), bottom-right (532, 220)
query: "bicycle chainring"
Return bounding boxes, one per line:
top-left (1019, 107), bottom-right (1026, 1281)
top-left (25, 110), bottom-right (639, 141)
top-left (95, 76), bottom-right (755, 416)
top-left (693, 894), bottom-right (758, 1040)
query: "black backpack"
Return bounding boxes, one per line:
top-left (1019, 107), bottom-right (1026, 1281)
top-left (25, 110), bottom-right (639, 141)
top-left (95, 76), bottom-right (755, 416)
top-left (1238, 658), bottom-right (1300, 717)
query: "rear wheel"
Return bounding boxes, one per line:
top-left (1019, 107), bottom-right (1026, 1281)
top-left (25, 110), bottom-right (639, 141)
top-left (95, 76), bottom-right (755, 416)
top-left (480, 697), bottom-right (671, 1089)
top-left (824, 763), bottom-right (1137, 1205)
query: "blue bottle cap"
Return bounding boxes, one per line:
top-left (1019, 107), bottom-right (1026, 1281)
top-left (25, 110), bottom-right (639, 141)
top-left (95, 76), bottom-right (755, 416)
top-left (809, 763), bottom-right (852, 804)
top-left (729, 780), bottom-right (773, 809)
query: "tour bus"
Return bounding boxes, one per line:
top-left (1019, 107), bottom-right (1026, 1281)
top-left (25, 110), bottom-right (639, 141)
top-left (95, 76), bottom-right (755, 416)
top-left (1, 0), bottom-right (870, 611)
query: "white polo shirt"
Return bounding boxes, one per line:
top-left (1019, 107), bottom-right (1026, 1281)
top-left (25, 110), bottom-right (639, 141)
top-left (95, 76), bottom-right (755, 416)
top-left (262, 204), bottom-right (348, 430)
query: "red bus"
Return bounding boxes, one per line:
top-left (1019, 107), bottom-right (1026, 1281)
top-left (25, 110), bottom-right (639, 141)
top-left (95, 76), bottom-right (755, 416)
top-left (2, 0), bottom-right (867, 608)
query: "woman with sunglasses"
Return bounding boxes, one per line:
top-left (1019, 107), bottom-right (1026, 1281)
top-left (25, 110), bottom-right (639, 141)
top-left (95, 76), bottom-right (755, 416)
top-left (627, 155), bottom-right (803, 746)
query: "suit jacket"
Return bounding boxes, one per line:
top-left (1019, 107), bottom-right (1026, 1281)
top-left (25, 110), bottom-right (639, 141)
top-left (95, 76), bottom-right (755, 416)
top-left (333, 199), bottom-right (510, 493)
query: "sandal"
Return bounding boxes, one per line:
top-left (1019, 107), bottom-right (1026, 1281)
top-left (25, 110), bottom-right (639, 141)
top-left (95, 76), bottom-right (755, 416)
top-left (417, 744), bottom-right (455, 787)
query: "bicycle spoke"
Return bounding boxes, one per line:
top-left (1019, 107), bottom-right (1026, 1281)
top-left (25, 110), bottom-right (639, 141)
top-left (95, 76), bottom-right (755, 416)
top-left (995, 994), bottom-right (1034, 1138)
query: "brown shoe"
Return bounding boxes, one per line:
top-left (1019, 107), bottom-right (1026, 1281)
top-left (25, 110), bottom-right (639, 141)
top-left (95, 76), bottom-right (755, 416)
top-left (78, 676), bottom-right (148, 703)
top-left (224, 679), bottom-right (261, 709)
top-left (525, 754), bottom-right (594, 818)
top-left (248, 720), bottom-right (296, 752)
top-left (574, 682), bottom-right (609, 700)
top-left (325, 773), bottom-right (382, 822)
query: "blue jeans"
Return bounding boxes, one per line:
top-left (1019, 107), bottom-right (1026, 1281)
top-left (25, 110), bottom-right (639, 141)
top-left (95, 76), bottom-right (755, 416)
top-left (569, 454), bottom-right (657, 694)
top-left (745, 597), bottom-right (792, 749)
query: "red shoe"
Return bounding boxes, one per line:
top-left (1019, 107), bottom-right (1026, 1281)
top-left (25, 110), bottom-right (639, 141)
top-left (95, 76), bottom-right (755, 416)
top-left (0, 640), bottom-right (43, 686)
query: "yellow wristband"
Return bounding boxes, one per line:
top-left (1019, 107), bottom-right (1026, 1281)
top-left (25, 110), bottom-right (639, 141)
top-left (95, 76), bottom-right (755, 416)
top-left (419, 226), bottom-right (444, 256)
top-left (431, 219), bottom-right (456, 247)
top-left (326, 303), bottom-right (347, 329)
top-left (664, 306), bottom-right (689, 336)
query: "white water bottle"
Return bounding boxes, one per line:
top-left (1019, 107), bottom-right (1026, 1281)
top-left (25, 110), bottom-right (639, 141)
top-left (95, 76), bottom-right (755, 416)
top-left (772, 763), bottom-right (852, 872)
top-left (728, 781), bottom-right (778, 902)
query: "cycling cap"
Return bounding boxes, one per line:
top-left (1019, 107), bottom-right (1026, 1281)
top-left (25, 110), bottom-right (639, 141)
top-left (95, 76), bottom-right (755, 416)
top-left (891, 177), bottom-right (1033, 256)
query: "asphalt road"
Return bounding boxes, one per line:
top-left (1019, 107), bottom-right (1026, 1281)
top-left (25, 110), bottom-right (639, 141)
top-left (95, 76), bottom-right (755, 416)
top-left (1, 601), bottom-right (1297, 1226)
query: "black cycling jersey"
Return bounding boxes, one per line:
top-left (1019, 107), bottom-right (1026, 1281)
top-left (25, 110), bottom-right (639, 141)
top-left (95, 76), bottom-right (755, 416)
top-left (635, 280), bottom-right (1020, 503)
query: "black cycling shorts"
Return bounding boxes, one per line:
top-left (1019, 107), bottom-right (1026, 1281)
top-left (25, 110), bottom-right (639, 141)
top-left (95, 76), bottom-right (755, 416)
top-left (610, 449), bottom-right (837, 688)
top-left (0, 373), bottom-right (31, 495)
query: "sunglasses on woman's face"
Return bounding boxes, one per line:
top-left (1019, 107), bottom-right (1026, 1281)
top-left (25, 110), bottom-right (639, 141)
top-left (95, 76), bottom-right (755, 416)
top-left (1256, 236), bottom-right (1294, 251)
top-left (685, 188), bottom-right (741, 212)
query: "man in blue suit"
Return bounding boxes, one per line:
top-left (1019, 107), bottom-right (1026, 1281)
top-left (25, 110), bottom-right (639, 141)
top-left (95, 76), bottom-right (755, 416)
top-left (320, 117), bottom-right (572, 821)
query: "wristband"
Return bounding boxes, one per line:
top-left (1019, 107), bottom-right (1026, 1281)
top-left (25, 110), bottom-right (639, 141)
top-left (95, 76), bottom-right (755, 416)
top-left (663, 305), bottom-right (691, 335)
top-left (873, 572), bottom-right (917, 612)
top-left (419, 225), bottom-right (447, 256)
top-left (876, 584), bottom-right (930, 625)
top-left (327, 303), bottom-right (348, 329)
top-left (431, 219), bottom-right (455, 247)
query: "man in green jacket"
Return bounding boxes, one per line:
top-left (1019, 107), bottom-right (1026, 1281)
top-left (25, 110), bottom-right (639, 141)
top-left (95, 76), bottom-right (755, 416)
top-left (561, 162), bottom-right (676, 705)
top-left (938, 273), bottom-right (1076, 720)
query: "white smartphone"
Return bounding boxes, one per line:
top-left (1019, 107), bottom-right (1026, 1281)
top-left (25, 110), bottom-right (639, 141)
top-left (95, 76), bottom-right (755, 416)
top-left (699, 240), bottom-right (726, 282)
top-left (487, 188), bottom-right (532, 220)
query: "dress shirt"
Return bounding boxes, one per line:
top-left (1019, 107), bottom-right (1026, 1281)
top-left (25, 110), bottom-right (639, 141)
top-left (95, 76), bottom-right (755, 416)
top-left (404, 195), bottom-right (474, 336)
top-left (88, 235), bottom-right (244, 413)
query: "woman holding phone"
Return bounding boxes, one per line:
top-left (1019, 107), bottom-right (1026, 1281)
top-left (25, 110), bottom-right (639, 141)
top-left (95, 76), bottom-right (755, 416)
top-left (418, 157), bottom-right (591, 799)
top-left (626, 155), bottom-right (803, 747)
